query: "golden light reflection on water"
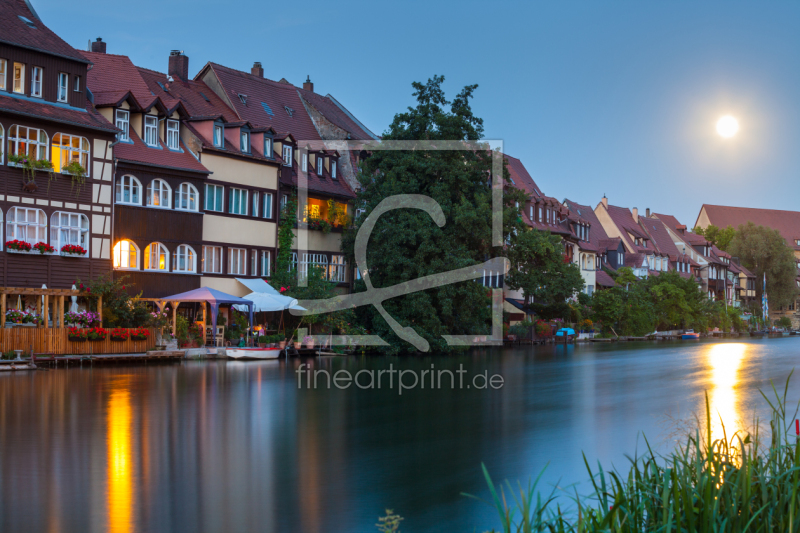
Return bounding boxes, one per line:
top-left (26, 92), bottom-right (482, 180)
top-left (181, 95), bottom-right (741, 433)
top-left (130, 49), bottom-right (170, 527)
top-left (107, 387), bottom-right (134, 533)
top-left (705, 343), bottom-right (746, 442)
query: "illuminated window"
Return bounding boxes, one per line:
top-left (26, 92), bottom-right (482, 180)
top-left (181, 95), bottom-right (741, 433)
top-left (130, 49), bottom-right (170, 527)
top-left (8, 125), bottom-right (48, 160)
top-left (329, 255), bottom-right (347, 282)
top-left (6, 207), bottom-right (46, 245)
top-left (144, 242), bottom-right (169, 270)
top-left (116, 175), bottom-right (142, 205)
top-left (0, 59), bottom-right (6, 91)
top-left (12, 62), bottom-right (24, 94)
top-left (176, 182), bottom-right (199, 211)
top-left (113, 240), bottom-right (139, 269)
top-left (52, 133), bottom-right (90, 173)
top-left (202, 245), bottom-right (223, 273)
top-left (146, 179), bottom-right (171, 208)
top-left (173, 244), bottom-right (196, 273)
top-left (50, 212), bottom-right (89, 252)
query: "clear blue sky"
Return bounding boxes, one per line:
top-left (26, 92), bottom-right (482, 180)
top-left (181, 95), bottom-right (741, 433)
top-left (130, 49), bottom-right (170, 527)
top-left (37, 0), bottom-right (800, 227)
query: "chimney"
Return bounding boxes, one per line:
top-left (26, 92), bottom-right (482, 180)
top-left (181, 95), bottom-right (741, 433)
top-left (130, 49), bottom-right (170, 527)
top-left (251, 62), bottom-right (263, 78)
top-left (303, 75), bottom-right (314, 92)
top-left (601, 195), bottom-right (608, 209)
top-left (646, 207), bottom-right (651, 218)
top-left (91, 37), bottom-right (106, 54)
top-left (168, 50), bottom-right (188, 80)
top-left (632, 207), bottom-right (639, 223)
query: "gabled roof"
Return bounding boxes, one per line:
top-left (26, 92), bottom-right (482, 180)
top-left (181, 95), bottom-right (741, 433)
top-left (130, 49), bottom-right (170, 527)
top-left (115, 127), bottom-right (210, 175)
top-left (596, 270), bottom-right (617, 287)
top-left (81, 51), bottom-right (159, 107)
top-left (298, 88), bottom-right (378, 140)
top-left (563, 198), bottom-right (611, 251)
top-left (198, 63), bottom-right (322, 142)
top-left (605, 205), bottom-right (654, 253)
top-left (0, 0), bottom-right (88, 63)
top-left (653, 212), bottom-right (710, 246)
top-left (137, 66), bottom-right (239, 123)
top-left (0, 93), bottom-right (116, 133)
top-left (698, 204), bottom-right (800, 251)
top-left (505, 154), bottom-right (544, 198)
top-left (642, 217), bottom-right (681, 261)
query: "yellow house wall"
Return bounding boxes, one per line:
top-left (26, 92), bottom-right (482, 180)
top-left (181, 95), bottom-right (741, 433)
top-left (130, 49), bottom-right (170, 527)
top-left (293, 229), bottom-right (342, 253)
top-left (594, 204), bottom-right (634, 253)
top-left (201, 153), bottom-right (278, 190)
top-left (203, 215), bottom-right (276, 247)
top-left (695, 207), bottom-right (711, 230)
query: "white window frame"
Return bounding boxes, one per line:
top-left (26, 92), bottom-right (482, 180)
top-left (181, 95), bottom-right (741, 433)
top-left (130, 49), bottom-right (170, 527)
top-left (282, 145), bottom-right (293, 166)
top-left (291, 252), bottom-right (328, 280)
top-left (281, 194), bottom-right (288, 211)
top-left (116, 175), bottom-right (142, 205)
top-left (202, 245), bottom-right (223, 274)
top-left (173, 244), bottom-right (197, 273)
top-left (331, 160), bottom-right (337, 179)
top-left (301, 153), bottom-right (308, 172)
top-left (205, 184), bottom-right (224, 212)
top-left (229, 188), bottom-right (248, 215)
top-left (166, 119), bottom-right (180, 150)
top-left (252, 192), bottom-right (259, 218)
top-left (240, 130), bottom-right (250, 153)
top-left (264, 137), bottom-right (273, 158)
top-left (31, 66), bottom-right (42, 98)
top-left (316, 155), bottom-right (323, 175)
top-left (228, 247), bottom-right (246, 275)
top-left (8, 125), bottom-right (48, 161)
top-left (73, 75), bottom-right (81, 92)
top-left (146, 179), bottom-right (172, 208)
top-left (52, 133), bottom-right (90, 174)
top-left (57, 72), bottom-right (68, 102)
top-left (116, 109), bottom-right (130, 142)
top-left (113, 240), bottom-right (139, 270)
top-left (6, 207), bottom-right (47, 246)
top-left (144, 242), bottom-right (169, 271)
top-left (0, 59), bottom-right (6, 91)
top-left (329, 255), bottom-right (347, 282)
top-left (250, 250), bottom-right (257, 277)
top-left (50, 211), bottom-right (89, 254)
top-left (12, 62), bottom-right (24, 94)
top-left (144, 115), bottom-right (158, 147)
top-left (176, 182), bottom-right (199, 211)
top-left (261, 250), bottom-right (271, 277)
top-left (263, 192), bottom-right (273, 219)
top-left (213, 125), bottom-right (223, 147)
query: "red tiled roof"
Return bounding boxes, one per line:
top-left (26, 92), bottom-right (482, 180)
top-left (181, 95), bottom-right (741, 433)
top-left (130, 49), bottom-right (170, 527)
top-left (81, 51), bottom-right (160, 107)
top-left (0, 0), bottom-right (88, 63)
top-left (0, 93), bottom-right (116, 133)
top-left (201, 63), bottom-right (322, 142)
top-left (137, 67), bottom-right (239, 123)
top-left (563, 198), bottom-right (611, 251)
top-left (625, 252), bottom-right (646, 268)
top-left (280, 159), bottom-right (356, 200)
top-left (654, 212), bottom-right (710, 246)
top-left (115, 128), bottom-right (209, 174)
top-left (298, 88), bottom-right (377, 140)
top-left (505, 154), bottom-right (544, 198)
top-left (596, 270), bottom-right (617, 287)
top-left (698, 204), bottom-right (800, 251)
top-left (642, 217), bottom-right (681, 261)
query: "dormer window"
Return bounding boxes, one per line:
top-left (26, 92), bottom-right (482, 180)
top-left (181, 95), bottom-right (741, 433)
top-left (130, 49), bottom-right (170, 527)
top-left (144, 116), bottom-right (158, 147)
top-left (301, 153), bottom-right (308, 172)
top-left (74, 76), bottom-right (81, 92)
top-left (316, 155), bottom-right (323, 175)
top-left (213, 125), bottom-right (223, 147)
top-left (264, 136), bottom-right (273, 158)
top-left (240, 130), bottom-right (250, 153)
top-left (115, 109), bottom-right (130, 141)
top-left (57, 72), bottom-right (68, 102)
top-left (31, 67), bottom-right (42, 98)
top-left (166, 119), bottom-right (179, 150)
top-left (0, 60), bottom-right (6, 90)
top-left (13, 62), bottom-right (24, 94)
top-left (282, 145), bottom-right (293, 166)
top-left (332, 160), bottom-right (337, 179)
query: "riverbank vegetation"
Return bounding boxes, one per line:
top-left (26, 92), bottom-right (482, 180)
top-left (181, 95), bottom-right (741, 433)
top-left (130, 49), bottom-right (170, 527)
top-left (469, 377), bottom-right (800, 532)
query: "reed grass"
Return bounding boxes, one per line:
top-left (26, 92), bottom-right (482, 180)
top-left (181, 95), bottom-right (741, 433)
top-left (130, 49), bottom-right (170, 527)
top-left (467, 374), bottom-right (800, 532)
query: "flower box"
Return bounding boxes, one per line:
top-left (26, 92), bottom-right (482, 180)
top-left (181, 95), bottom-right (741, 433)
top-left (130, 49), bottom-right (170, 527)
top-left (33, 242), bottom-right (55, 254)
top-left (86, 327), bottom-right (108, 341)
top-left (60, 244), bottom-right (87, 257)
top-left (129, 327), bottom-right (150, 341)
top-left (67, 327), bottom-right (88, 341)
top-left (110, 328), bottom-right (129, 341)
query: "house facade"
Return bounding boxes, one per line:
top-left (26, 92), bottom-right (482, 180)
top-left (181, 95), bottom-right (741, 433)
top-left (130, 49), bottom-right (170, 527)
top-left (0, 0), bottom-right (117, 290)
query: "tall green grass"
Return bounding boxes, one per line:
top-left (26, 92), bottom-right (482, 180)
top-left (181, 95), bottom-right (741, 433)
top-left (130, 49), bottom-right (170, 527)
top-left (468, 375), bottom-right (800, 532)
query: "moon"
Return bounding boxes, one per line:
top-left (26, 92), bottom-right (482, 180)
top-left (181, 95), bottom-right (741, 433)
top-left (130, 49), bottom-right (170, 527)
top-left (716, 115), bottom-right (739, 138)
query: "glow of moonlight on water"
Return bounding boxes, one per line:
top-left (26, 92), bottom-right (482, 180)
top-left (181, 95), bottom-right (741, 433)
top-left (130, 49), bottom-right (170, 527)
top-left (716, 115), bottom-right (739, 138)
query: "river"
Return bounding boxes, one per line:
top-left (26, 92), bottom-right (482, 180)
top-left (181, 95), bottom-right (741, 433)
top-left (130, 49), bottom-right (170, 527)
top-left (1, 338), bottom-right (799, 532)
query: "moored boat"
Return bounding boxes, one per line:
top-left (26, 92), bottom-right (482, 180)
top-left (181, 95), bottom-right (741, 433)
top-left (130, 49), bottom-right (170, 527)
top-left (681, 329), bottom-right (700, 340)
top-left (226, 348), bottom-right (281, 360)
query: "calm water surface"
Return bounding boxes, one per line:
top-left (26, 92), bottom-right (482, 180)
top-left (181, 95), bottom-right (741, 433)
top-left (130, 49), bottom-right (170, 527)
top-left (2, 338), bottom-right (800, 532)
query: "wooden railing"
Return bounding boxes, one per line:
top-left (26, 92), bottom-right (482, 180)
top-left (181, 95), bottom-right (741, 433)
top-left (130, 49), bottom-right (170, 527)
top-left (0, 327), bottom-right (157, 355)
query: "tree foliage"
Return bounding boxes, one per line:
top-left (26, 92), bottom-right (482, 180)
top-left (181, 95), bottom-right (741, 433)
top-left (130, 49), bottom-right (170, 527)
top-left (694, 224), bottom-right (736, 251)
top-left (727, 222), bottom-right (798, 309)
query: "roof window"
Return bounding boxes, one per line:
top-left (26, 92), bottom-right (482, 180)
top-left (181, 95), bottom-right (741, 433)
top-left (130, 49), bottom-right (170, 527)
top-left (284, 106), bottom-right (294, 117)
top-left (199, 91), bottom-right (210, 102)
top-left (18, 15), bottom-right (36, 28)
top-left (238, 94), bottom-right (247, 105)
top-left (261, 102), bottom-right (274, 116)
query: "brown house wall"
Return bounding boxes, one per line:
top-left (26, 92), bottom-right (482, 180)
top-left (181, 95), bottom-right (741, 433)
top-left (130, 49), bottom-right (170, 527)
top-left (0, 44), bottom-right (86, 109)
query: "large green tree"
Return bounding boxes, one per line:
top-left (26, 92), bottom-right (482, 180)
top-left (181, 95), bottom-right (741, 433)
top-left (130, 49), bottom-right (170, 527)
top-left (693, 224), bottom-right (736, 251)
top-left (727, 222), bottom-right (798, 309)
top-left (341, 76), bottom-right (523, 354)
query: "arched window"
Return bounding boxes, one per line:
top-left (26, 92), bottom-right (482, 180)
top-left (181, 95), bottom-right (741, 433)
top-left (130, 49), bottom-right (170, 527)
top-left (7, 207), bottom-right (46, 245)
top-left (173, 244), bottom-right (196, 273)
top-left (113, 240), bottom-right (139, 269)
top-left (144, 242), bottom-right (169, 270)
top-left (52, 133), bottom-right (90, 174)
top-left (146, 179), bottom-right (171, 208)
top-left (50, 212), bottom-right (89, 253)
top-left (8, 125), bottom-right (48, 161)
top-left (116, 175), bottom-right (142, 205)
top-left (176, 183), bottom-right (199, 211)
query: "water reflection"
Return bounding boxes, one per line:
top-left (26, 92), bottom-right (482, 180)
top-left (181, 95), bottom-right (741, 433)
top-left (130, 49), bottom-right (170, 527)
top-left (107, 383), bottom-right (134, 533)
top-left (705, 343), bottom-right (746, 442)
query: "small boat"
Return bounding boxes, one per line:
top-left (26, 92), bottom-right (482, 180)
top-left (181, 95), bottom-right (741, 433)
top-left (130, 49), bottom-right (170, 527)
top-left (226, 347), bottom-right (281, 360)
top-left (750, 330), bottom-right (766, 338)
top-left (555, 328), bottom-right (575, 337)
top-left (682, 330), bottom-right (700, 340)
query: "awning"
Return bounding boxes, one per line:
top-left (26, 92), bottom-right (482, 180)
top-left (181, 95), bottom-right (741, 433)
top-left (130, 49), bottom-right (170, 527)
top-left (234, 279), bottom-right (306, 312)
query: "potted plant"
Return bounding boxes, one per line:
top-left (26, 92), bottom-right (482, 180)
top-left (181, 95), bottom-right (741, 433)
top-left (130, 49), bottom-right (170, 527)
top-left (110, 328), bottom-right (129, 341)
top-left (67, 327), bottom-right (88, 341)
top-left (303, 335), bottom-right (315, 349)
top-left (60, 244), bottom-right (87, 257)
top-left (20, 310), bottom-right (39, 326)
top-left (33, 242), bottom-right (55, 255)
top-left (130, 327), bottom-right (150, 341)
top-left (8, 153), bottom-right (54, 190)
top-left (5, 240), bottom-right (32, 253)
top-left (62, 161), bottom-right (88, 196)
top-left (5, 309), bottom-right (23, 326)
top-left (87, 327), bottom-right (107, 341)
top-left (277, 334), bottom-right (287, 349)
